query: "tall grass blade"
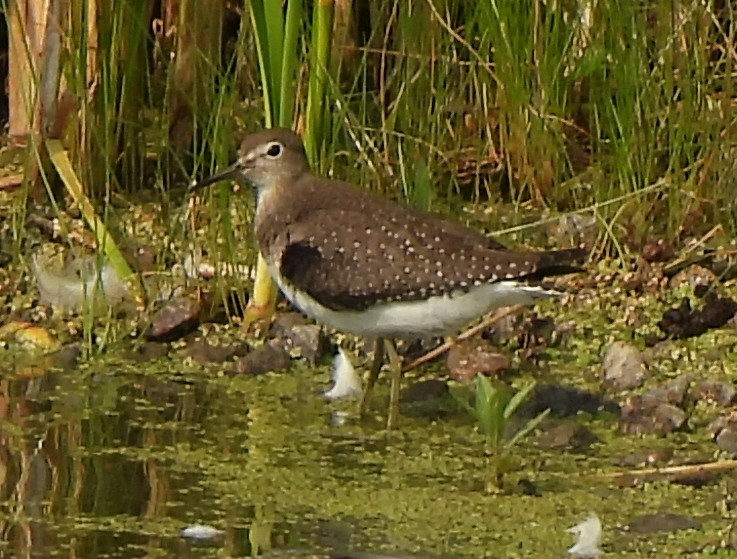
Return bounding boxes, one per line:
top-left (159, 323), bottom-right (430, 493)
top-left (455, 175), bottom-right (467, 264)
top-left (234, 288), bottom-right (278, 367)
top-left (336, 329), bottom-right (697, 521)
top-left (279, 0), bottom-right (302, 127)
top-left (303, 0), bottom-right (333, 165)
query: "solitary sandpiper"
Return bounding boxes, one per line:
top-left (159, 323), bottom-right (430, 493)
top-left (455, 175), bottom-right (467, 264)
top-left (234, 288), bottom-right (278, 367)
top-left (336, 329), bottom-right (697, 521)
top-left (191, 128), bottom-right (586, 428)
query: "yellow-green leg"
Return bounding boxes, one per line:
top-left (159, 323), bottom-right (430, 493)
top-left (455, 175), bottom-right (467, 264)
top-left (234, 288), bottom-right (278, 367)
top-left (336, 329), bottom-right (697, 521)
top-left (359, 337), bottom-right (384, 417)
top-left (385, 339), bottom-right (402, 430)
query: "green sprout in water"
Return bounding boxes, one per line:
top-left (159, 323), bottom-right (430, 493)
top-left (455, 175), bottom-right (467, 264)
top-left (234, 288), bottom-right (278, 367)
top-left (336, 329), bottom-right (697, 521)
top-left (452, 375), bottom-right (549, 492)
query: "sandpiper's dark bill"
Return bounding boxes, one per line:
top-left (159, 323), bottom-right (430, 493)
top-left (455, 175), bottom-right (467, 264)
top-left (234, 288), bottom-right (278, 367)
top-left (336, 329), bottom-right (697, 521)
top-left (190, 162), bottom-right (242, 191)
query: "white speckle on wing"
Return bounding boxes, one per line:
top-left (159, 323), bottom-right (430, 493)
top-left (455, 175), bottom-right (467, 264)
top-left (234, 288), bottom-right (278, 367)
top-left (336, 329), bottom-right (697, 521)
top-left (270, 253), bottom-right (562, 339)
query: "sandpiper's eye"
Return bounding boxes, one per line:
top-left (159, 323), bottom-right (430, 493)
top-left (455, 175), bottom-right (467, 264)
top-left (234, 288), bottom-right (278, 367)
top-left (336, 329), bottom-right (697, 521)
top-left (265, 142), bottom-right (283, 158)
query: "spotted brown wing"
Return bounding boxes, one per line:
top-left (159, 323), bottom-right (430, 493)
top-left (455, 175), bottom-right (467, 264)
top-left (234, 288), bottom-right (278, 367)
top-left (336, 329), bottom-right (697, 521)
top-left (278, 209), bottom-right (585, 312)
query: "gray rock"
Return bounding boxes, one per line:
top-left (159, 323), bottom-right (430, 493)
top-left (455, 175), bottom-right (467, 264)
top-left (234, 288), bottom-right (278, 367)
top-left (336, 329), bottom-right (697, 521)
top-left (535, 419), bottom-right (598, 451)
top-left (146, 296), bottom-right (201, 342)
top-left (231, 341), bottom-right (290, 375)
top-left (708, 413), bottom-right (737, 455)
top-left (689, 379), bottom-right (736, 408)
top-left (287, 324), bottom-right (330, 364)
top-left (446, 340), bottom-right (510, 381)
top-left (716, 428), bottom-right (737, 455)
top-left (640, 374), bottom-right (692, 407)
top-left (620, 398), bottom-right (687, 435)
top-left (271, 312), bottom-right (330, 364)
top-left (602, 341), bottom-right (647, 390)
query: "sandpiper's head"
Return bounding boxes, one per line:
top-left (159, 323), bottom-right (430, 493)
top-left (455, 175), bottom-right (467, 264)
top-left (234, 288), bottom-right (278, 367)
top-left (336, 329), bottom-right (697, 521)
top-left (191, 128), bottom-right (310, 196)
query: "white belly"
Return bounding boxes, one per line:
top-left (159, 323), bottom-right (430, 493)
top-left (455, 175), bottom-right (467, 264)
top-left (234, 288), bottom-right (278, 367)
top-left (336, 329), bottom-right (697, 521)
top-left (268, 262), bottom-right (558, 338)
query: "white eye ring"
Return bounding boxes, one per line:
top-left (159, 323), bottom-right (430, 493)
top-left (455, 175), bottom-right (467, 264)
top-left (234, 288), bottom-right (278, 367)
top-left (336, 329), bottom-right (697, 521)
top-left (265, 142), bottom-right (283, 158)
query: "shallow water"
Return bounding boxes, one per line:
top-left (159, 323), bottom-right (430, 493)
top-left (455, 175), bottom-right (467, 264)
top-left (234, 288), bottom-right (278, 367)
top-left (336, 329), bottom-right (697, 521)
top-left (0, 353), bottom-right (725, 558)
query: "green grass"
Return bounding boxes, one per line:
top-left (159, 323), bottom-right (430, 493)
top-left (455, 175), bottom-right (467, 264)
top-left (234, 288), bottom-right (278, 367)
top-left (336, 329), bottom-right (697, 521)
top-left (6, 0), bottom-right (737, 349)
top-left (452, 375), bottom-right (549, 491)
top-left (14, 1), bottom-right (736, 229)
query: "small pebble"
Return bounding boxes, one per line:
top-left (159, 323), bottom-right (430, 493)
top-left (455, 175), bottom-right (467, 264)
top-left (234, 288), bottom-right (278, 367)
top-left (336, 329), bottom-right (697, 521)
top-left (602, 341), bottom-right (647, 390)
top-left (181, 524), bottom-right (224, 540)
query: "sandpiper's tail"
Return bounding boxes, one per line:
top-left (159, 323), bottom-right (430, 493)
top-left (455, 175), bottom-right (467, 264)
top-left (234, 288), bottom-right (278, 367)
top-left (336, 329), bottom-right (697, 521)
top-left (487, 246), bottom-right (587, 306)
top-left (525, 246), bottom-right (589, 281)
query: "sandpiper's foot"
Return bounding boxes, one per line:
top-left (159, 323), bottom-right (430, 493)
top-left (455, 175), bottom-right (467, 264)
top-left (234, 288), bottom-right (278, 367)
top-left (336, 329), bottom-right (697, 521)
top-left (242, 255), bottom-right (277, 326)
top-left (240, 304), bottom-right (275, 336)
top-left (385, 339), bottom-right (403, 430)
top-left (358, 337), bottom-right (385, 418)
top-left (242, 300), bottom-right (275, 327)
